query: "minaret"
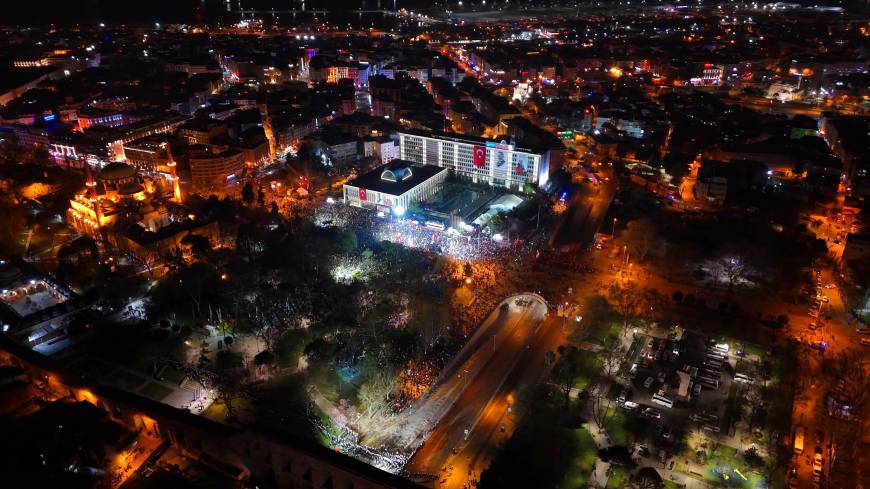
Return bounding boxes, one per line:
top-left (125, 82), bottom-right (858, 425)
top-left (165, 141), bottom-right (183, 203)
top-left (84, 164), bottom-right (103, 229)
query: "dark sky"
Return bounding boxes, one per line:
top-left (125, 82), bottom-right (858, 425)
top-left (4, 0), bottom-right (200, 25)
top-left (1, 0), bottom-right (436, 25)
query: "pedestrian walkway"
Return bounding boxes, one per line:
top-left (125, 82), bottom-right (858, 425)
top-left (658, 468), bottom-right (712, 489)
top-left (588, 459), bottom-right (610, 488)
top-left (585, 417), bottom-right (611, 488)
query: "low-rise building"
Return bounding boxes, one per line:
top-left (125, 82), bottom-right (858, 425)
top-left (343, 160), bottom-right (448, 213)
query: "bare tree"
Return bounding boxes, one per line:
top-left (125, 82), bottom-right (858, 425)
top-left (242, 286), bottom-right (313, 352)
top-left (622, 216), bottom-right (657, 262)
top-left (357, 369), bottom-right (396, 425)
top-left (717, 255), bottom-right (747, 292)
top-left (167, 360), bottom-right (248, 421)
top-left (590, 336), bottom-right (624, 432)
top-left (609, 281), bottom-right (641, 334)
top-left (554, 345), bottom-right (581, 407)
top-left (121, 248), bottom-right (161, 277)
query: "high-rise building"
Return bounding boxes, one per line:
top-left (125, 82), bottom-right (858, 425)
top-left (397, 129), bottom-right (551, 190)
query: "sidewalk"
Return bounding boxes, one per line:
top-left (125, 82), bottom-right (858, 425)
top-left (658, 468), bottom-right (715, 489)
top-left (586, 417), bottom-right (612, 488)
top-left (588, 459), bottom-right (611, 489)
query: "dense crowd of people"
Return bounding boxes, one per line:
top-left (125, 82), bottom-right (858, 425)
top-left (314, 202), bottom-right (508, 262)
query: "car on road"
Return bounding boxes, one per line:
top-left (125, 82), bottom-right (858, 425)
top-left (861, 337), bottom-right (870, 347)
top-left (809, 322), bottom-right (820, 330)
top-left (643, 377), bottom-right (654, 389)
top-left (642, 407), bottom-right (662, 419)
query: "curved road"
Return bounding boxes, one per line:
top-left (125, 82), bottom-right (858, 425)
top-left (363, 294), bottom-right (548, 452)
top-left (405, 294), bottom-right (568, 488)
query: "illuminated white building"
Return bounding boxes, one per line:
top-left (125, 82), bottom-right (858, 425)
top-left (343, 160), bottom-right (447, 213)
top-left (397, 129), bottom-right (550, 190)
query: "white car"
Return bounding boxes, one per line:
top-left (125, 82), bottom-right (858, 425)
top-left (620, 401), bottom-right (639, 410)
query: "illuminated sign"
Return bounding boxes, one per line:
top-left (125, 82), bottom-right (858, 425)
top-left (485, 140), bottom-right (514, 151)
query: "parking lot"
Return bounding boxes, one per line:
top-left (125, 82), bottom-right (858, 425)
top-left (607, 328), bottom-right (780, 486)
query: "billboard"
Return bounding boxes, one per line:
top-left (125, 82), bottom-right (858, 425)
top-left (514, 153), bottom-right (529, 176)
top-left (493, 148), bottom-right (509, 178)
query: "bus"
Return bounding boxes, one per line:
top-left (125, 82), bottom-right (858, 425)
top-left (794, 426), bottom-right (805, 455)
top-left (652, 393), bottom-right (674, 408)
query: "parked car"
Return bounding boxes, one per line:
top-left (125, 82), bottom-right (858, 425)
top-left (642, 408), bottom-right (662, 419)
top-left (620, 401), bottom-right (639, 411)
top-left (617, 388), bottom-right (629, 404)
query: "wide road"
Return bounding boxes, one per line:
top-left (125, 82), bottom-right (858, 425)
top-left (405, 295), bottom-right (567, 487)
top-left (550, 179), bottom-right (616, 250)
top-left (367, 295), bottom-right (548, 452)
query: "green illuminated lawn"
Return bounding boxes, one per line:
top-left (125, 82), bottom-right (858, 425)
top-left (605, 465), bottom-right (631, 489)
top-left (560, 425), bottom-right (598, 489)
top-left (604, 410), bottom-right (630, 447)
top-left (678, 442), bottom-right (768, 488)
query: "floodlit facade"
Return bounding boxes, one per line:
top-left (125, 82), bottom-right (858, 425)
top-left (343, 160), bottom-right (448, 212)
top-left (397, 129), bottom-right (550, 190)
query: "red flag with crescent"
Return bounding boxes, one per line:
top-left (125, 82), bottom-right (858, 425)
top-left (473, 145), bottom-right (486, 168)
top-left (358, 188), bottom-right (367, 201)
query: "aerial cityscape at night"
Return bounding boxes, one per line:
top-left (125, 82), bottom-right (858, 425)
top-left (0, 1), bottom-right (868, 488)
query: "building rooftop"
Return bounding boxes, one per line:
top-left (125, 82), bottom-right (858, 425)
top-left (346, 160), bottom-right (446, 196)
top-left (399, 127), bottom-right (553, 154)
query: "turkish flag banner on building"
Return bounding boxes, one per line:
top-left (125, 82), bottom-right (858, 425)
top-left (358, 188), bottom-right (367, 201)
top-left (473, 145), bottom-right (486, 168)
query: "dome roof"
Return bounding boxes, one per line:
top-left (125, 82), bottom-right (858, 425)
top-left (98, 163), bottom-right (137, 181)
top-left (118, 182), bottom-right (144, 196)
